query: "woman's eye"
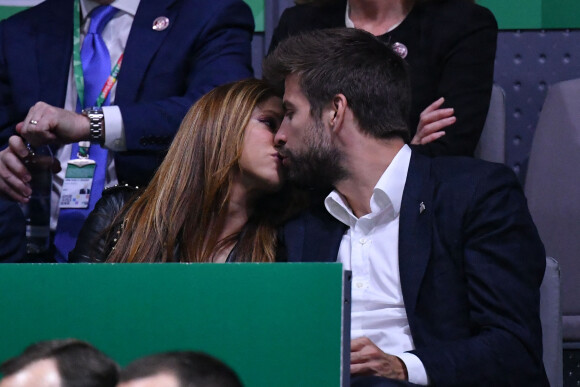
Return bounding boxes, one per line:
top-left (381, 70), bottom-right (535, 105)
top-left (260, 117), bottom-right (280, 132)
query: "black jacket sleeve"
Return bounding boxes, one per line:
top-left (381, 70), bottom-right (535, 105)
top-left (68, 186), bottom-right (137, 263)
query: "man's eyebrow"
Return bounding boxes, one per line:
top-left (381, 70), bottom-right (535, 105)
top-left (261, 108), bottom-right (283, 117)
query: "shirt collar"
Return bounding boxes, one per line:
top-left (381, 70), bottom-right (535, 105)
top-left (81, 0), bottom-right (140, 18)
top-left (325, 144), bottom-right (412, 226)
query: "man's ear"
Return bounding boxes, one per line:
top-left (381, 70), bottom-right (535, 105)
top-left (328, 94), bottom-right (348, 133)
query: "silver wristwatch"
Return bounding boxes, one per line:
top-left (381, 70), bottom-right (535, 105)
top-left (82, 107), bottom-right (105, 145)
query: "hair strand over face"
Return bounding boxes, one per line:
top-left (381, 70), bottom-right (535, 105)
top-left (106, 79), bottom-right (297, 263)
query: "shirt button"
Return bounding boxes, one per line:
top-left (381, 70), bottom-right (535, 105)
top-left (359, 238), bottom-right (367, 244)
top-left (356, 282), bottom-right (364, 288)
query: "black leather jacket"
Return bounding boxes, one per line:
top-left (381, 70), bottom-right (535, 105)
top-left (68, 185), bottom-right (137, 263)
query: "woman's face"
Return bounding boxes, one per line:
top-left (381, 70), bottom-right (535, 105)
top-left (238, 96), bottom-right (284, 193)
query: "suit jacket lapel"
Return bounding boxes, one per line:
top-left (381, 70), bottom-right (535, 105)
top-left (303, 209), bottom-right (347, 262)
top-left (398, 151), bottom-right (433, 315)
top-left (284, 205), bottom-right (347, 263)
top-left (36, 0), bottom-right (74, 106)
top-left (116, 0), bottom-right (178, 103)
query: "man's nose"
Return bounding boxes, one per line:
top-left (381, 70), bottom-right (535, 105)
top-left (274, 128), bottom-right (286, 147)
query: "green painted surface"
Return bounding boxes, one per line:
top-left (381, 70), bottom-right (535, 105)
top-left (245, 0), bottom-right (264, 32)
top-left (0, 6), bottom-right (26, 20)
top-left (2, 1), bottom-right (580, 30)
top-left (0, 263), bottom-right (345, 386)
top-left (477, 0), bottom-right (580, 29)
top-left (542, 0), bottom-right (580, 29)
top-left (477, 0), bottom-right (542, 29)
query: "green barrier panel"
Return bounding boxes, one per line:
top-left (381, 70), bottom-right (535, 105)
top-left (245, 0), bottom-right (264, 32)
top-left (477, 0), bottom-right (580, 29)
top-left (2, 2), bottom-right (580, 30)
top-left (0, 263), bottom-right (349, 386)
top-left (0, 6), bottom-right (26, 20)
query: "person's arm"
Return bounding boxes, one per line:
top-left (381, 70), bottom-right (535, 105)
top-left (0, 20), bottom-right (19, 148)
top-left (411, 97), bottom-right (455, 146)
top-left (412, 165), bottom-right (547, 385)
top-left (418, 5), bottom-right (497, 157)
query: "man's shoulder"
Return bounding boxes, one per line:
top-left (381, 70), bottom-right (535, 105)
top-left (1, 0), bottom-right (68, 28)
top-left (408, 152), bottom-right (522, 208)
top-left (425, 153), bottom-right (517, 187)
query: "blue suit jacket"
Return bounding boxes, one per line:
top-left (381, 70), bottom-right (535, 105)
top-left (280, 151), bottom-right (549, 386)
top-left (0, 0), bottom-right (254, 186)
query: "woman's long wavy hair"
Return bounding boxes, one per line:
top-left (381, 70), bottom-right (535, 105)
top-left (106, 79), bottom-right (291, 263)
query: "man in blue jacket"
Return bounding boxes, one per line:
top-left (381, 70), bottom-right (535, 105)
top-left (0, 0), bottom-right (254, 262)
top-left (265, 28), bottom-right (548, 386)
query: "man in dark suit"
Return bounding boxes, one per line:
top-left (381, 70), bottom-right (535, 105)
top-left (0, 0), bottom-right (254, 262)
top-left (264, 28), bottom-right (548, 386)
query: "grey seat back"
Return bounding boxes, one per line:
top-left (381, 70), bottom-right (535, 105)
top-left (525, 78), bottom-right (580, 345)
top-left (475, 84), bottom-right (506, 163)
top-left (541, 257), bottom-right (563, 387)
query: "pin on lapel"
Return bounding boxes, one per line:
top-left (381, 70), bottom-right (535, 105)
top-left (152, 16), bottom-right (169, 31)
top-left (419, 202), bottom-right (426, 214)
top-left (392, 42), bottom-right (408, 59)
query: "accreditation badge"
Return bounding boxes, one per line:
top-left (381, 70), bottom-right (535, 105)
top-left (59, 158), bottom-right (96, 209)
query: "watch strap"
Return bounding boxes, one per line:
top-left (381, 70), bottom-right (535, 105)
top-left (82, 107), bottom-right (105, 146)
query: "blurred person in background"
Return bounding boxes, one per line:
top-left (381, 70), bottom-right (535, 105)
top-left (117, 351), bottom-right (242, 387)
top-left (0, 339), bottom-right (118, 387)
top-left (269, 0), bottom-right (497, 157)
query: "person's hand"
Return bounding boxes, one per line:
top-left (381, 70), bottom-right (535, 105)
top-left (0, 136), bottom-right (61, 203)
top-left (15, 101), bottom-right (90, 147)
top-left (350, 337), bottom-right (408, 380)
top-left (0, 136), bottom-right (33, 202)
top-left (412, 97), bottom-right (455, 146)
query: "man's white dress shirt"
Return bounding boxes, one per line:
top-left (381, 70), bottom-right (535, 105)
top-left (325, 144), bottom-right (429, 385)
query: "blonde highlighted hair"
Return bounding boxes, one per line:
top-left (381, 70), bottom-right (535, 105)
top-left (106, 79), bottom-right (290, 263)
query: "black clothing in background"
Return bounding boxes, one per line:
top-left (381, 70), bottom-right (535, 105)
top-left (269, 0), bottom-right (498, 157)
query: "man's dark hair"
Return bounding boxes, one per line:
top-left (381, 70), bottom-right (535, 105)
top-left (0, 339), bottom-right (119, 387)
top-left (263, 27), bottom-right (411, 142)
top-left (119, 351), bottom-right (243, 387)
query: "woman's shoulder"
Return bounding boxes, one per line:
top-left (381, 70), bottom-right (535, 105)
top-left (278, 0), bottom-right (346, 29)
top-left (416, 0), bottom-right (497, 28)
top-left (100, 185), bottom-right (139, 207)
top-left (68, 185), bottom-right (139, 263)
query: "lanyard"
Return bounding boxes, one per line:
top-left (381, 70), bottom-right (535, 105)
top-left (72, 0), bottom-right (123, 110)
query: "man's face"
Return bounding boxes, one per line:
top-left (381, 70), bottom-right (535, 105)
top-left (0, 359), bottom-right (61, 387)
top-left (275, 74), bottom-right (346, 189)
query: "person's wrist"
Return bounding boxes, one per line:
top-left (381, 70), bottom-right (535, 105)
top-left (82, 107), bottom-right (105, 145)
top-left (396, 356), bottom-right (409, 381)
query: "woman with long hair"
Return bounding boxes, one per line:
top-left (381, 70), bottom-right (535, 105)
top-left (69, 79), bottom-right (295, 263)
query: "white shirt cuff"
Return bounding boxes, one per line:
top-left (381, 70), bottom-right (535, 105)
top-left (102, 105), bottom-right (126, 151)
top-left (397, 352), bottom-right (429, 385)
